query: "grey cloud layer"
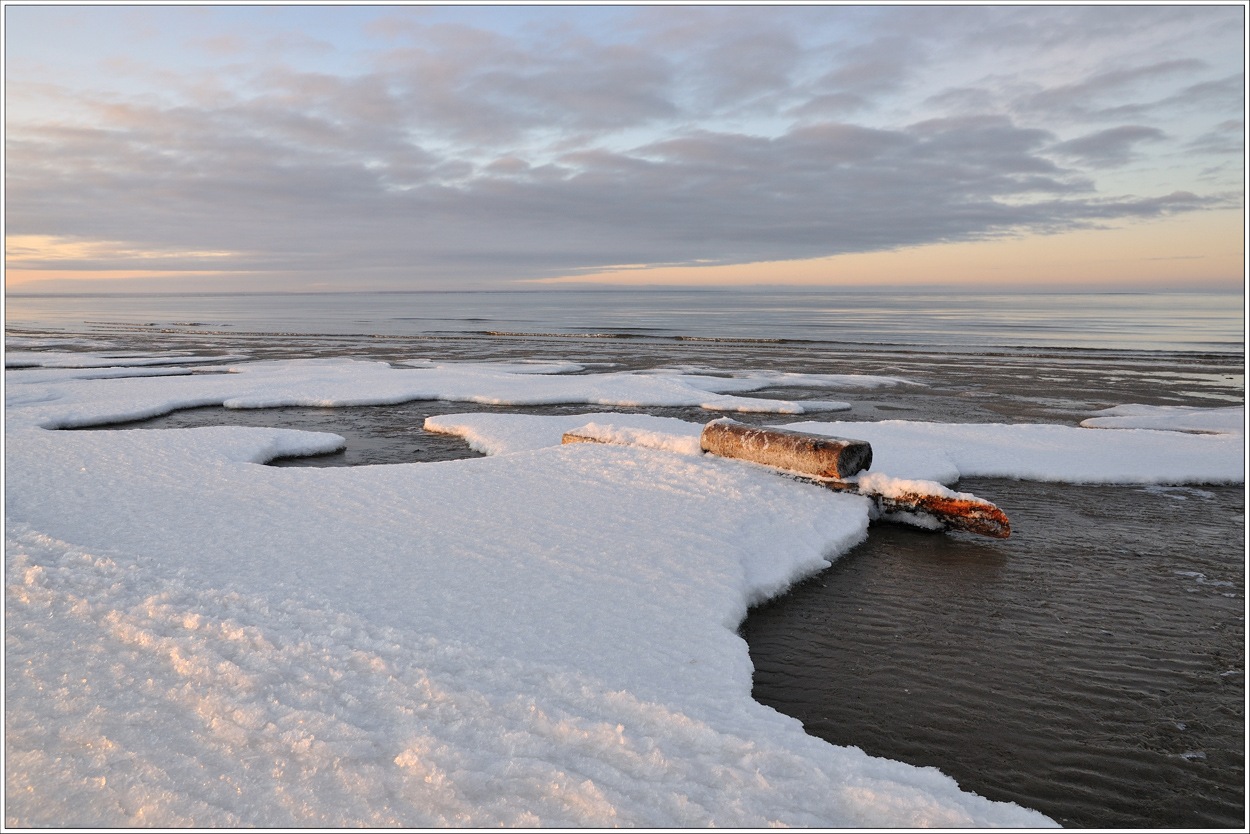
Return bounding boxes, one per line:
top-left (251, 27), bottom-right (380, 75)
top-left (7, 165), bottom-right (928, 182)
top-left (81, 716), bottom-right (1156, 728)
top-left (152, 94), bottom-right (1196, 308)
top-left (6, 5), bottom-right (1242, 286)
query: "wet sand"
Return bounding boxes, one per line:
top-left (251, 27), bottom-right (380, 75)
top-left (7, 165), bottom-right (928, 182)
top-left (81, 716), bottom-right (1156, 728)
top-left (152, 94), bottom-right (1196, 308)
top-left (10, 324), bottom-right (1246, 828)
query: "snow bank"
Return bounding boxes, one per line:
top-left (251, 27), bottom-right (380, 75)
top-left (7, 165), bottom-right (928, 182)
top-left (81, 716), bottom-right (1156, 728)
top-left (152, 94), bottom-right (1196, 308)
top-left (1080, 403), bottom-right (1245, 434)
top-left (5, 355), bottom-right (1052, 828)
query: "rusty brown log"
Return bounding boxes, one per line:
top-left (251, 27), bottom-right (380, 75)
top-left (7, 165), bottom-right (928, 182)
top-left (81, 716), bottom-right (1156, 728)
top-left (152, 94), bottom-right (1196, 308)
top-left (819, 480), bottom-right (1011, 539)
top-left (699, 420), bottom-right (872, 480)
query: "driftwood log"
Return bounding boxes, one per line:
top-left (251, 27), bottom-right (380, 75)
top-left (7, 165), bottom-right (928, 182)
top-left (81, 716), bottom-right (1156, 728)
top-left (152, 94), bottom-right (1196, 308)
top-left (699, 419), bottom-right (872, 479)
top-left (562, 420), bottom-right (1011, 539)
top-left (818, 479), bottom-right (1011, 539)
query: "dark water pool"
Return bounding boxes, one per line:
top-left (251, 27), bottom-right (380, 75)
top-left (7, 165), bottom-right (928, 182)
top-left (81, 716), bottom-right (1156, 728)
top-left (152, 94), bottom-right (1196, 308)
top-left (742, 477), bottom-right (1244, 828)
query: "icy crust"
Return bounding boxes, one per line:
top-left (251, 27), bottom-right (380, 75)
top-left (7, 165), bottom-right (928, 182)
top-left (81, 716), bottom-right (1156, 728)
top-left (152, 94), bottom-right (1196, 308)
top-left (4, 356), bottom-right (1056, 827)
top-left (1080, 403), bottom-right (1245, 434)
top-left (5, 357), bottom-right (891, 429)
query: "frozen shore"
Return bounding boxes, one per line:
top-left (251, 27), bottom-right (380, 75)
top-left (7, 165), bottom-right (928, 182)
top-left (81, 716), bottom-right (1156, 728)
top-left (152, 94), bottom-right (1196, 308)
top-left (6, 352), bottom-right (1243, 827)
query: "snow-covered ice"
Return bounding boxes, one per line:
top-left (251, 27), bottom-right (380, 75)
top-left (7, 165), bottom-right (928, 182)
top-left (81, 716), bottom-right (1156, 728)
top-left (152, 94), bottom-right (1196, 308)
top-left (4, 356), bottom-right (894, 430)
top-left (430, 411), bottom-right (1243, 486)
top-left (8, 351), bottom-right (1240, 827)
top-left (4, 349), bottom-right (248, 368)
top-left (1080, 403), bottom-right (1245, 434)
top-left (781, 418), bottom-right (1243, 485)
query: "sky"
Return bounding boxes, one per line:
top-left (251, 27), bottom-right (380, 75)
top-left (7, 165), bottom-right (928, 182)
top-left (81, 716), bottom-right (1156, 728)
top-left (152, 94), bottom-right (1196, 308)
top-left (4, 3), bottom-right (1245, 293)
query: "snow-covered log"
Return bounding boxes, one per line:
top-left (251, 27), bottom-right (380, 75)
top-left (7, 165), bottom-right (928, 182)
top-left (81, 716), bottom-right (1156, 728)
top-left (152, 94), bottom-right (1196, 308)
top-left (820, 476), bottom-right (1011, 539)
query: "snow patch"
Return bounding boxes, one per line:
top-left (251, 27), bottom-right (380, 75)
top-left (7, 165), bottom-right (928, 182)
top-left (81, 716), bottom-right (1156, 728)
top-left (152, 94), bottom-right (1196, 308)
top-left (6, 350), bottom-right (247, 368)
top-left (564, 421), bottom-right (706, 456)
top-left (781, 419), bottom-right (1243, 485)
top-left (1081, 404), bottom-right (1245, 435)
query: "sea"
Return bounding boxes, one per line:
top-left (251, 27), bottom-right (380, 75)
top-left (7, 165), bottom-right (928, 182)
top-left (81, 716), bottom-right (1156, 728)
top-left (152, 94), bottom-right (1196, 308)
top-left (5, 287), bottom-right (1246, 828)
top-left (5, 287), bottom-right (1244, 352)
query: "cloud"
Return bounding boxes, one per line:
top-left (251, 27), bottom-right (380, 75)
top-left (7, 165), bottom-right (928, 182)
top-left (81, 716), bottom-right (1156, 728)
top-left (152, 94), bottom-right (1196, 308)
top-left (366, 21), bottom-right (679, 146)
top-left (1019, 59), bottom-right (1207, 121)
top-left (1187, 119), bottom-right (1245, 157)
top-left (1049, 126), bottom-right (1167, 167)
top-left (5, 5), bottom-right (1243, 289)
top-left (11, 101), bottom-right (1209, 286)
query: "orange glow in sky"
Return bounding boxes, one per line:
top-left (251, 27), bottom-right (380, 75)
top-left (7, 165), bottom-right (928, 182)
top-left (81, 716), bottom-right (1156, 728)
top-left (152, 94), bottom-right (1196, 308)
top-left (534, 210), bottom-right (1245, 291)
top-left (7, 209), bottom-right (1243, 293)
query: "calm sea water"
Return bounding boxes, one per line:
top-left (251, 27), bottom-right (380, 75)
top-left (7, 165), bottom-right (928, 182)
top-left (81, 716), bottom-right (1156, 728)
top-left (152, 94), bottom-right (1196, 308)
top-left (5, 288), bottom-right (1244, 353)
top-left (6, 288), bottom-right (1246, 827)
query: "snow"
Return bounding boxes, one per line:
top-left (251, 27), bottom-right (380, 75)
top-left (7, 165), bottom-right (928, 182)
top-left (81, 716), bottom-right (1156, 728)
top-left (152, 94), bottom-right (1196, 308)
top-left (5, 350), bottom-right (247, 368)
top-left (781, 419), bottom-right (1243, 485)
top-left (430, 412), bottom-right (1244, 486)
top-left (9, 349), bottom-right (1237, 827)
top-left (425, 412), bottom-right (706, 457)
top-left (7, 365), bottom-right (218, 385)
top-left (1080, 403), bottom-right (1245, 434)
top-left (855, 471), bottom-right (976, 501)
top-left (563, 422), bottom-right (707, 455)
top-left (5, 357), bottom-right (891, 430)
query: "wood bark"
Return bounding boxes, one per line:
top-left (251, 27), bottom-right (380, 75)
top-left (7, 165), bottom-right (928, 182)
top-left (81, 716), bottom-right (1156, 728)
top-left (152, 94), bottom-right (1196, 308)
top-left (699, 420), bottom-right (872, 479)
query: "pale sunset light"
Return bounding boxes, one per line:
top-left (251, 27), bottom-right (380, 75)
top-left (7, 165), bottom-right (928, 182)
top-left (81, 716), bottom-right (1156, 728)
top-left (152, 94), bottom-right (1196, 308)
top-left (4, 4), bottom-right (1244, 293)
top-left (5, 7), bottom-right (1246, 830)
top-left (4, 235), bottom-right (243, 288)
top-left (544, 209), bottom-right (1245, 289)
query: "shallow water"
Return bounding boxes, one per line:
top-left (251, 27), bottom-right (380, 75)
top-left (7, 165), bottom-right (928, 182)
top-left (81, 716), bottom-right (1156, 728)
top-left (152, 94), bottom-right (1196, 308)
top-left (743, 478), bottom-right (1244, 828)
top-left (6, 318), bottom-right (1245, 828)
